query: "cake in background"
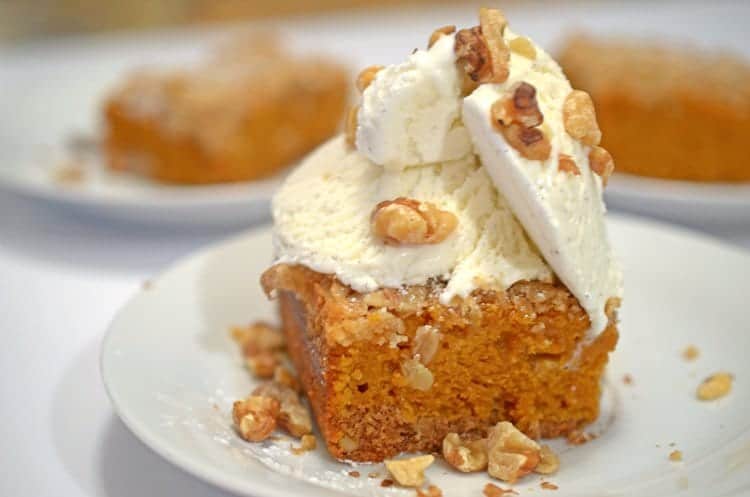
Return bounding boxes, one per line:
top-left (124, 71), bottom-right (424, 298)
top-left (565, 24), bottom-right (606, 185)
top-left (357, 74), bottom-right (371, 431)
top-left (559, 34), bottom-right (750, 183)
top-left (103, 35), bottom-right (348, 184)
top-left (258, 7), bottom-right (623, 465)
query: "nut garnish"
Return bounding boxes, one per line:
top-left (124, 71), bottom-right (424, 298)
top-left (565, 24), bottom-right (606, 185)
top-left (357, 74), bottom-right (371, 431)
top-left (566, 429), bottom-right (593, 445)
top-left (478, 7), bottom-right (510, 84)
top-left (487, 421), bottom-right (541, 483)
top-left (273, 365), bottom-right (301, 392)
top-left (291, 434), bottom-right (317, 455)
top-left (669, 450), bottom-right (683, 462)
top-left (500, 124), bottom-right (552, 161)
top-left (563, 90), bottom-right (601, 146)
top-left (558, 154), bottom-right (581, 176)
top-left (429, 25), bottom-right (456, 48)
top-left (413, 325), bottom-right (441, 365)
top-left (417, 485), bottom-right (443, 497)
top-left (371, 197), bottom-right (458, 246)
top-left (232, 395), bottom-right (280, 442)
top-left (588, 146), bottom-right (615, 186)
top-left (246, 351), bottom-right (278, 378)
top-left (402, 358), bottom-right (434, 391)
top-left (535, 445), bottom-right (560, 474)
top-left (384, 454), bottom-right (435, 487)
top-left (490, 82), bottom-right (543, 128)
top-left (252, 381), bottom-right (312, 438)
top-left (540, 482), bottom-right (559, 490)
top-left (345, 105), bottom-right (359, 147)
top-left (483, 483), bottom-right (519, 497)
top-left (696, 372), bottom-right (733, 401)
top-left (683, 345), bottom-right (700, 361)
top-left (442, 433), bottom-right (488, 472)
top-left (356, 65), bottom-right (383, 93)
top-left (231, 321), bottom-right (284, 357)
top-left (508, 36), bottom-right (536, 59)
top-left (455, 27), bottom-right (492, 88)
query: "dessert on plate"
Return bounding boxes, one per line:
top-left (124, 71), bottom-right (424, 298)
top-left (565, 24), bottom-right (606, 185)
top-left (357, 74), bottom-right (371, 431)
top-left (260, 8), bottom-right (623, 463)
top-left (560, 34), bottom-right (750, 182)
top-left (103, 36), bottom-right (348, 184)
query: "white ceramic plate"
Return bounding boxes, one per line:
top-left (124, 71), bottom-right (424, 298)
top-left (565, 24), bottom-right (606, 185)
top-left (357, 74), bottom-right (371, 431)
top-left (2, 2), bottom-right (749, 227)
top-left (606, 174), bottom-right (750, 229)
top-left (101, 216), bottom-right (750, 497)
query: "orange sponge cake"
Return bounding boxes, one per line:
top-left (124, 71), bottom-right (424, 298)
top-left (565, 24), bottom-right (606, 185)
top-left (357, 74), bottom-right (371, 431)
top-left (103, 39), bottom-right (348, 184)
top-left (559, 34), bottom-right (750, 182)
top-left (260, 8), bottom-right (623, 463)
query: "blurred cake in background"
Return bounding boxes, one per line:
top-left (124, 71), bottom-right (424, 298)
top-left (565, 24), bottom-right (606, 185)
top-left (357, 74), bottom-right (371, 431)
top-left (559, 35), bottom-right (750, 182)
top-left (103, 36), bottom-right (348, 184)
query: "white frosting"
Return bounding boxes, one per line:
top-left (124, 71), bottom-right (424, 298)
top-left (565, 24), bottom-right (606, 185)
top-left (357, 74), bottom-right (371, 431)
top-left (272, 25), bottom-right (622, 334)
top-left (273, 136), bottom-right (552, 301)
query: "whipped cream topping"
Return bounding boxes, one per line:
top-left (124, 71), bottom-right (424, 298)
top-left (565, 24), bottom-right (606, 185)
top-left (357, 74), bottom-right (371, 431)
top-left (272, 20), bottom-right (622, 334)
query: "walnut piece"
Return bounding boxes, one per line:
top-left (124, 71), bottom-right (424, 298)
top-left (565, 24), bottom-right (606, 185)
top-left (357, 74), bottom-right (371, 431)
top-left (402, 358), bottom-right (434, 391)
top-left (484, 483), bottom-right (519, 497)
top-left (588, 146), bottom-right (615, 186)
top-left (508, 36), bottom-right (536, 59)
top-left (442, 433), bottom-right (488, 472)
top-left (490, 82), bottom-right (543, 128)
top-left (478, 7), bottom-right (510, 84)
top-left (413, 325), bottom-right (441, 365)
top-left (231, 321), bottom-right (284, 357)
top-left (356, 65), bottom-right (383, 93)
top-left (232, 395), bottom-right (280, 442)
top-left (371, 197), bottom-right (458, 246)
top-left (558, 154), bottom-right (580, 176)
top-left (291, 434), bottom-right (317, 455)
top-left (454, 27), bottom-right (492, 89)
top-left (428, 25), bottom-right (456, 48)
top-left (563, 90), bottom-right (601, 146)
top-left (273, 365), bottom-right (301, 392)
top-left (252, 381), bottom-right (312, 438)
top-left (417, 485), bottom-right (443, 497)
top-left (384, 454), bottom-right (435, 487)
top-left (540, 482), bottom-right (558, 490)
top-left (696, 372), bottom-right (733, 401)
top-left (487, 421), bottom-right (541, 483)
top-left (535, 445), bottom-right (560, 474)
top-left (345, 105), bottom-right (359, 147)
top-left (246, 351), bottom-right (278, 378)
top-left (500, 124), bottom-right (551, 161)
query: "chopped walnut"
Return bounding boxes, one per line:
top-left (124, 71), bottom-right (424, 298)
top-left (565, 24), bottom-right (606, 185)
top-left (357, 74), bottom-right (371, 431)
top-left (273, 365), bottom-right (301, 392)
top-left (345, 105), bottom-right (359, 147)
top-left (566, 429), bottom-right (593, 445)
top-left (442, 433), bottom-right (488, 472)
top-left (500, 124), bottom-right (551, 161)
top-left (417, 485), bottom-right (443, 497)
top-left (563, 90), bottom-right (601, 146)
top-left (696, 372), bottom-right (733, 401)
top-left (246, 351), bottom-right (278, 378)
top-left (478, 7), bottom-right (510, 84)
top-left (356, 65), bottom-right (383, 93)
top-left (380, 479), bottom-right (394, 487)
top-left (413, 325), bottom-right (441, 365)
top-left (490, 82), bottom-right (543, 128)
top-left (291, 434), bottom-right (317, 455)
top-left (540, 482), bottom-right (559, 490)
top-left (454, 27), bottom-right (492, 90)
top-left (428, 25), bottom-right (456, 48)
top-left (402, 358), bottom-right (434, 391)
top-left (588, 146), bottom-right (615, 186)
top-left (483, 483), bottom-right (518, 497)
top-left (509, 36), bottom-right (536, 59)
top-left (384, 454), bottom-right (435, 487)
top-left (535, 445), bottom-right (560, 474)
top-left (669, 450), bottom-right (683, 462)
top-left (683, 345), bottom-right (700, 361)
top-left (232, 395), bottom-right (280, 442)
top-left (348, 471), bottom-right (360, 478)
top-left (371, 197), bottom-right (458, 246)
top-left (487, 422), bottom-right (541, 483)
top-left (558, 154), bottom-right (581, 176)
top-left (252, 381), bottom-right (312, 438)
top-left (231, 321), bottom-right (284, 356)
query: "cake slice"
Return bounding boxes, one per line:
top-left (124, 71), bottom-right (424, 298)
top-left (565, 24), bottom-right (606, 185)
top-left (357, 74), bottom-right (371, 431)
top-left (260, 8), bottom-right (622, 464)
top-left (103, 37), bottom-right (348, 184)
top-left (559, 34), bottom-right (750, 182)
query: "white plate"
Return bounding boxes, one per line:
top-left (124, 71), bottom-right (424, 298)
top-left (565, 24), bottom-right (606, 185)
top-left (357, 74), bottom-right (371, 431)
top-left (606, 174), bottom-right (750, 229)
top-left (2, 1), bottom-right (749, 227)
top-left (101, 215), bottom-right (750, 497)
